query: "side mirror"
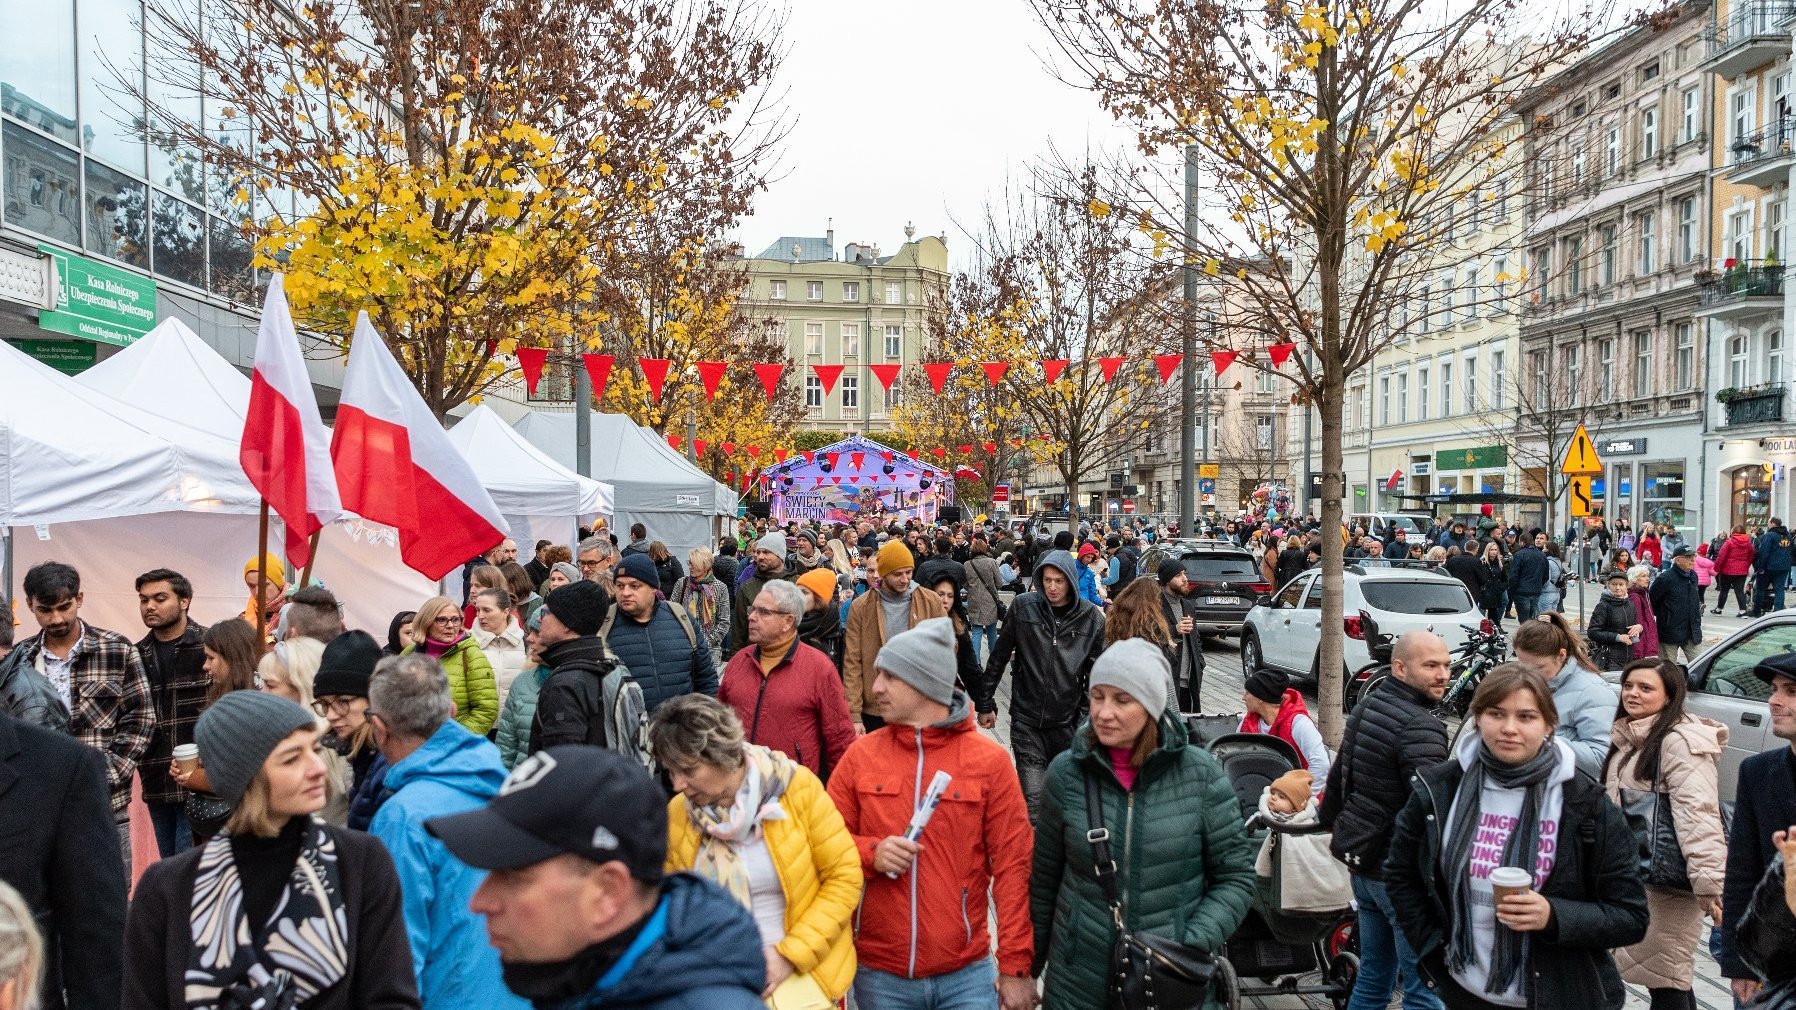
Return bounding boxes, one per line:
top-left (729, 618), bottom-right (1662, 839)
top-left (1256, 594), bottom-right (1276, 608)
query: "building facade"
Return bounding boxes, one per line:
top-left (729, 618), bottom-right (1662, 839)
top-left (735, 226), bottom-right (949, 435)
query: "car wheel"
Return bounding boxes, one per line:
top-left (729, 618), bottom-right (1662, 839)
top-left (1241, 632), bottom-right (1264, 674)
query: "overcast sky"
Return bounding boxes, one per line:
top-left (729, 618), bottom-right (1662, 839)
top-left (732, 0), bottom-right (1141, 268)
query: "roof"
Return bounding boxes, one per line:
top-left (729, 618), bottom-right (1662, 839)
top-left (754, 236), bottom-right (834, 262)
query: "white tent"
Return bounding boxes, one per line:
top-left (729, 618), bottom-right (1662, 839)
top-left (446, 404), bottom-right (613, 551)
top-left (513, 410), bottom-right (738, 558)
top-left (78, 317), bottom-right (249, 434)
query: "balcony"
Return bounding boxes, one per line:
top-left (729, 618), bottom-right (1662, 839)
top-left (1728, 119), bottom-right (1796, 189)
top-left (1704, 1), bottom-right (1796, 80)
top-left (1720, 383), bottom-right (1788, 427)
top-left (1696, 259), bottom-right (1786, 322)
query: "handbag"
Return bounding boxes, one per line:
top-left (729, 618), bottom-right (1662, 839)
top-left (1083, 771), bottom-right (1216, 1009)
top-left (764, 972), bottom-right (832, 1010)
top-left (1616, 753), bottom-right (1728, 892)
top-left (976, 560), bottom-right (1009, 623)
top-left (184, 790), bottom-right (234, 838)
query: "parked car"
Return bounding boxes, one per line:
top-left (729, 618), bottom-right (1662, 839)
top-left (1348, 512), bottom-right (1431, 541)
top-left (1240, 561), bottom-right (1484, 684)
top-left (1139, 540), bottom-right (1268, 636)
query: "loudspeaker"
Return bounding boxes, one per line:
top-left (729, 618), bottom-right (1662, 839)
top-left (939, 506), bottom-right (963, 523)
top-left (745, 501), bottom-right (772, 519)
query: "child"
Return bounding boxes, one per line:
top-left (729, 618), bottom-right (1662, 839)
top-left (1585, 569), bottom-right (1642, 671)
top-left (1255, 769), bottom-right (1352, 913)
top-left (1694, 542), bottom-right (1716, 608)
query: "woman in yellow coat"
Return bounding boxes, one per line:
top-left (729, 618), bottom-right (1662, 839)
top-left (651, 693), bottom-right (861, 1003)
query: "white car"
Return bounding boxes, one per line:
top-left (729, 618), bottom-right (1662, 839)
top-left (1240, 561), bottom-right (1488, 683)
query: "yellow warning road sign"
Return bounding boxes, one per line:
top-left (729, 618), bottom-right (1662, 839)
top-left (1561, 424), bottom-right (1604, 476)
top-left (1199, 463), bottom-right (1219, 479)
top-left (1568, 475), bottom-right (1594, 517)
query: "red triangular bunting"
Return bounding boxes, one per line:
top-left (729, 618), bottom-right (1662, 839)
top-left (695, 361), bottom-right (728, 400)
top-left (850, 451), bottom-right (865, 470)
top-left (880, 451), bottom-right (894, 463)
top-left (582, 353), bottom-right (614, 403)
top-left (753, 363), bottom-right (785, 401)
top-left (483, 339), bottom-right (497, 358)
top-left (724, 471), bottom-right (734, 483)
top-left (722, 441), bottom-right (737, 454)
top-left (812, 364), bottom-right (844, 394)
top-left (638, 357), bottom-right (671, 401)
top-left (1154, 353), bottom-right (1184, 384)
top-left (668, 434), bottom-right (682, 451)
top-left (774, 448), bottom-right (789, 463)
top-left (693, 438), bottom-right (708, 457)
top-left (981, 361), bottom-right (1011, 386)
top-left (956, 444), bottom-right (973, 454)
top-left (1098, 357), bottom-right (1126, 382)
top-left (869, 364), bottom-right (902, 390)
top-left (825, 452), bottom-right (841, 469)
top-left (802, 451), bottom-right (816, 464)
top-left (746, 445), bottom-right (761, 458)
top-left (1212, 350), bottom-right (1238, 374)
top-left (923, 362), bottom-right (954, 394)
top-left (848, 476), bottom-right (859, 484)
top-left (931, 447), bottom-right (946, 459)
top-left (831, 475), bottom-right (842, 484)
top-left (1268, 341), bottom-right (1296, 368)
top-left (981, 441), bottom-right (996, 454)
top-left (515, 347), bottom-right (550, 396)
top-left (1040, 359), bottom-right (1068, 385)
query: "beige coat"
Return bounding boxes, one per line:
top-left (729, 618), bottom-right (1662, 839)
top-left (840, 585), bottom-right (947, 720)
top-left (1604, 712), bottom-right (1729, 990)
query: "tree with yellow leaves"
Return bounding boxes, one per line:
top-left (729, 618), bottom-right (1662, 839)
top-left (140, 0), bottom-right (786, 419)
top-left (1033, 0), bottom-right (1629, 739)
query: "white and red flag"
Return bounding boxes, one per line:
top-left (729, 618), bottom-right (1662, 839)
top-left (240, 275), bottom-right (343, 568)
top-left (332, 312), bottom-right (507, 579)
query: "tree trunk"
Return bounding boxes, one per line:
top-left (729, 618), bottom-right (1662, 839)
top-left (1316, 367), bottom-right (1348, 746)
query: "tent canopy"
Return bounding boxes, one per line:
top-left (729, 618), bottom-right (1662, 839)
top-left (447, 404), bottom-right (614, 526)
top-left (77, 317), bottom-right (250, 434)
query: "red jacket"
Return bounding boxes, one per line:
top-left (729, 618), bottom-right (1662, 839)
top-left (1637, 536), bottom-right (1662, 568)
top-left (1716, 533), bottom-right (1757, 576)
top-left (825, 705), bottom-right (1034, 979)
top-left (718, 639), bottom-right (856, 778)
top-left (1239, 688), bottom-right (1313, 769)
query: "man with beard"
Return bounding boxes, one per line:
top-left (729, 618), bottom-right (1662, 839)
top-left (1156, 560), bottom-right (1206, 712)
top-left (842, 540), bottom-right (947, 734)
top-left (133, 568), bottom-right (209, 857)
top-left (730, 531), bottom-right (792, 654)
top-left (788, 527), bottom-right (829, 574)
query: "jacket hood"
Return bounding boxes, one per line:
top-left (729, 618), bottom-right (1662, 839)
top-left (1611, 712), bottom-right (1730, 755)
top-left (380, 720), bottom-right (508, 799)
top-left (587, 873), bottom-right (770, 1005)
top-left (929, 690), bottom-right (975, 729)
top-left (543, 635), bottom-right (614, 671)
top-left (1453, 724), bottom-right (1578, 786)
top-left (1033, 550), bottom-right (1080, 590)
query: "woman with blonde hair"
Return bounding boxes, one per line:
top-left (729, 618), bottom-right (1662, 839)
top-left (255, 637), bottom-right (353, 825)
top-left (0, 879), bottom-right (42, 1010)
top-left (403, 596), bottom-right (499, 736)
top-left (671, 547), bottom-right (732, 670)
top-left (1102, 578), bottom-right (1181, 712)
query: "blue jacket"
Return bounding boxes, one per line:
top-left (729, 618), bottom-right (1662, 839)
top-left (369, 722), bottom-right (527, 1010)
top-left (1507, 544), bottom-right (1549, 595)
top-left (1756, 525), bottom-right (1793, 573)
top-left (1077, 562), bottom-right (1104, 606)
top-left (1547, 659), bottom-right (1615, 781)
top-left (545, 873), bottom-right (766, 1010)
top-left (603, 601), bottom-right (719, 711)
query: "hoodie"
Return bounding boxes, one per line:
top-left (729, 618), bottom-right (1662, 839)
top-left (369, 722), bottom-right (528, 1010)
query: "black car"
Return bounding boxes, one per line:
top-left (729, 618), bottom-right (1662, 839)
top-left (1138, 539), bottom-right (1270, 636)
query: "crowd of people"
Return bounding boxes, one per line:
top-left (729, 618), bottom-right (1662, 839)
top-left (0, 510), bottom-right (1791, 1010)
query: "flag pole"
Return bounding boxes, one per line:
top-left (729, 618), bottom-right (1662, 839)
top-left (298, 530), bottom-right (322, 587)
top-left (255, 499), bottom-right (270, 644)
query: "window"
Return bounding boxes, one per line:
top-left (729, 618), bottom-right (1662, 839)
top-left (804, 375), bottom-right (823, 409)
top-left (806, 281), bottom-right (823, 301)
top-left (1418, 283), bottom-right (1431, 332)
top-left (1675, 322), bottom-right (1694, 390)
top-left (1726, 208), bottom-right (1755, 262)
top-left (1464, 353), bottom-right (1478, 413)
top-left (1379, 376), bottom-right (1391, 424)
top-left (1572, 147), bottom-right (1586, 187)
top-left (840, 374), bottom-right (859, 414)
top-left (1491, 348), bottom-right (1506, 408)
top-left (3, 123), bottom-right (82, 245)
top-left (1682, 88), bottom-right (1700, 143)
top-left (1418, 365), bottom-right (1430, 420)
top-left (804, 321), bottom-right (823, 356)
top-left (769, 279), bottom-right (786, 301)
top-left (3, 5), bottom-right (79, 144)
top-left (1771, 330), bottom-right (1785, 385)
top-left (1641, 107), bottom-right (1658, 159)
top-left (1598, 337), bottom-right (1615, 399)
top-left (1255, 415), bottom-right (1275, 450)
top-left (84, 161), bottom-right (147, 268)
top-left (1532, 247), bottom-right (1552, 295)
top-left (1567, 236), bottom-right (1583, 295)
top-left (1773, 201), bottom-right (1788, 261)
top-left (1601, 224), bottom-right (1617, 286)
top-left (1565, 343), bottom-right (1583, 399)
top-left (883, 324), bottom-right (902, 358)
top-left (841, 322), bottom-right (860, 358)
top-left (1603, 80), bottom-right (1621, 101)
top-left (1491, 255), bottom-right (1509, 312)
top-left (883, 380), bottom-right (902, 412)
top-left (1462, 267), bottom-right (1478, 321)
top-left (885, 280), bottom-right (902, 304)
top-left (841, 282), bottom-right (860, 303)
top-left (1397, 372), bottom-right (1409, 423)
top-left (1638, 211), bottom-right (1655, 274)
top-left (1493, 176), bottom-right (1508, 221)
top-left (1730, 333), bottom-right (1750, 388)
top-left (1633, 329), bottom-right (1653, 398)
top-left (1440, 360), bottom-right (1453, 417)
top-left (1678, 197), bottom-right (1697, 262)
top-left (1640, 60), bottom-right (1660, 83)
top-left (1605, 125), bottom-right (1621, 176)
top-left (1731, 87), bottom-right (1756, 150)
top-left (1530, 349), bottom-right (1548, 404)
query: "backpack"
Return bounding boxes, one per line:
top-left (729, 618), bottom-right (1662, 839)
top-left (598, 599), bottom-right (700, 654)
top-left (599, 662), bottom-right (656, 775)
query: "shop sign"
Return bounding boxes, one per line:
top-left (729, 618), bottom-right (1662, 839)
top-left (36, 244), bottom-right (157, 345)
top-left (1600, 438), bottom-right (1647, 456)
top-left (1762, 437), bottom-right (1796, 454)
top-left (9, 337), bottom-right (97, 375)
top-left (1435, 445), bottom-right (1508, 471)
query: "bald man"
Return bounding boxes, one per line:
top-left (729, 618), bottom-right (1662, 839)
top-left (1321, 629), bottom-right (1451, 1010)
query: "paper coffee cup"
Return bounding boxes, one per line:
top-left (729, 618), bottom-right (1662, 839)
top-left (1489, 866), bottom-right (1531, 903)
top-left (172, 744), bottom-right (200, 775)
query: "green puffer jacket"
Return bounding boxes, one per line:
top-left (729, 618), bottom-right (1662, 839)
top-left (1029, 714), bottom-right (1257, 1009)
top-left (402, 636), bottom-right (499, 737)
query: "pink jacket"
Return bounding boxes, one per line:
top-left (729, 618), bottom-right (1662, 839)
top-left (1693, 555), bottom-right (1714, 587)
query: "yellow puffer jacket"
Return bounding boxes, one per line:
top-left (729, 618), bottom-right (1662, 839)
top-left (665, 762), bottom-right (862, 1000)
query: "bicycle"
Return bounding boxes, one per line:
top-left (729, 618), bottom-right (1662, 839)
top-left (1344, 621), bottom-right (1507, 718)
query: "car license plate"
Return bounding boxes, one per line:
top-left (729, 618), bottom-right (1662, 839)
top-left (1203, 596), bottom-right (1238, 606)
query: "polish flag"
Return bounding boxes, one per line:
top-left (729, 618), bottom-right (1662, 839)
top-left (332, 313), bottom-right (507, 579)
top-left (240, 275), bottom-right (342, 568)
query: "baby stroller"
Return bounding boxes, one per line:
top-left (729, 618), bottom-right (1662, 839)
top-left (1195, 725), bottom-right (1359, 1010)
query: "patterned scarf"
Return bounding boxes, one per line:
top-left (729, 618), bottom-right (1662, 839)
top-left (184, 818), bottom-right (350, 1008)
top-left (686, 745), bottom-right (796, 908)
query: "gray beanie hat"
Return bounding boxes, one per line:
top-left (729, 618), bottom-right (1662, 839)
top-left (755, 531), bottom-right (787, 555)
top-left (194, 691), bottom-right (319, 804)
top-left (551, 561), bottom-right (582, 585)
top-left (1090, 638), bottom-right (1172, 722)
top-left (874, 616), bottom-right (958, 706)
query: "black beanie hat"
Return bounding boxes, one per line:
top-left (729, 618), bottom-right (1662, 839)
top-left (546, 581), bottom-right (611, 636)
top-left (1157, 559), bottom-right (1187, 585)
top-left (1244, 667), bottom-right (1289, 705)
top-left (314, 630), bottom-right (382, 698)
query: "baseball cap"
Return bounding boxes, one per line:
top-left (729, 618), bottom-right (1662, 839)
top-left (1753, 653), bottom-right (1796, 687)
top-left (426, 745), bottom-right (667, 878)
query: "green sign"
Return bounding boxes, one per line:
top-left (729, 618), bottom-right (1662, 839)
top-left (1436, 445), bottom-right (1509, 471)
top-left (10, 338), bottom-right (98, 375)
top-left (36, 244), bottom-right (157, 346)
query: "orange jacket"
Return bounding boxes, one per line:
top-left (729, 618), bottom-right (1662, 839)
top-left (825, 702), bottom-right (1034, 979)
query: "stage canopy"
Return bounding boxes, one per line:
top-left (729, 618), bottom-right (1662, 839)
top-left (756, 434), bottom-right (952, 525)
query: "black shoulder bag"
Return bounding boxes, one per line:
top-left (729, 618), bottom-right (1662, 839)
top-left (1083, 769), bottom-right (1216, 1009)
top-left (977, 559), bottom-right (1010, 623)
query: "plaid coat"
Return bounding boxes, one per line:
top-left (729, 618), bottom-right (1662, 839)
top-left (135, 621), bottom-right (210, 805)
top-left (13, 623), bottom-right (155, 814)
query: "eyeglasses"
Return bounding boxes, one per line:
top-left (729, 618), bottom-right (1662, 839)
top-left (432, 614), bottom-right (462, 626)
top-left (748, 605), bottom-right (791, 619)
top-left (311, 696), bottom-right (357, 716)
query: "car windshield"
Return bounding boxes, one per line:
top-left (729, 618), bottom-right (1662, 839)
top-left (1184, 557), bottom-right (1259, 581)
top-left (1359, 580), bottom-right (1473, 615)
top-left (1699, 624), bottom-right (1796, 701)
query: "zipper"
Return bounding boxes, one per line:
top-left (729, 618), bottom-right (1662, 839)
top-left (748, 673), bottom-right (770, 743)
top-left (1121, 792), bottom-right (1135, 920)
top-left (960, 887), bottom-right (972, 946)
top-left (907, 725), bottom-right (924, 978)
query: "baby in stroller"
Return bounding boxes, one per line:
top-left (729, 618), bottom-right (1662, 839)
top-left (1255, 770), bottom-right (1352, 914)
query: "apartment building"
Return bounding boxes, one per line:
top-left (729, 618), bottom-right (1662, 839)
top-left (736, 225), bottom-right (950, 435)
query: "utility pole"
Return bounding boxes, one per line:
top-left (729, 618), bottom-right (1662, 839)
top-left (1180, 143), bottom-right (1199, 535)
top-left (573, 342), bottom-right (591, 479)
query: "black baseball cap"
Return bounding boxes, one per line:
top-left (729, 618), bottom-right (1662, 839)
top-left (1753, 653), bottom-right (1796, 687)
top-left (426, 745), bottom-right (668, 879)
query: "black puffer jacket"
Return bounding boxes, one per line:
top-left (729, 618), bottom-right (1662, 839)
top-left (1319, 677), bottom-right (1448, 879)
top-left (1585, 593), bottom-right (1638, 672)
top-left (1649, 564), bottom-right (1703, 646)
top-left (0, 649), bottom-right (69, 733)
top-left (1443, 552), bottom-right (1487, 598)
top-left (528, 635), bottom-right (625, 752)
top-left (974, 551), bottom-right (1105, 729)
